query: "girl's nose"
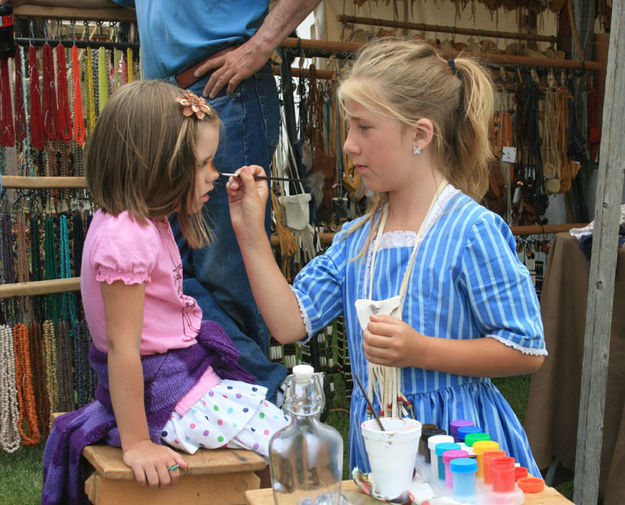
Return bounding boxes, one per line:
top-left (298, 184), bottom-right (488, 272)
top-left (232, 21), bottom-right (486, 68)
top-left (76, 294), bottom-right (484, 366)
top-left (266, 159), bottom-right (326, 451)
top-left (207, 161), bottom-right (219, 180)
top-left (343, 131), bottom-right (358, 155)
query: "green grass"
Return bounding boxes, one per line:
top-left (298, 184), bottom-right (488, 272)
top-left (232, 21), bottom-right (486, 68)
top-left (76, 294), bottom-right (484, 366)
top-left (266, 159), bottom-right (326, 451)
top-left (0, 442), bottom-right (45, 505)
top-left (0, 374), bottom-right (573, 503)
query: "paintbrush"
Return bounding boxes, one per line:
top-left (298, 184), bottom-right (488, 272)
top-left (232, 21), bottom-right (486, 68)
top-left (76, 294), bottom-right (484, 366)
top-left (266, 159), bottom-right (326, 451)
top-left (220, 172), bottom-right (304, 183)
top-left (354, 373), bottom-right (385, 431)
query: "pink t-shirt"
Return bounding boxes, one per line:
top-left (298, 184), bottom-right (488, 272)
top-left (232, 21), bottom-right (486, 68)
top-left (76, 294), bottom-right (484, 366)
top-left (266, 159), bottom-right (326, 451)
top-left (81, 210), bottom-right (219, 412)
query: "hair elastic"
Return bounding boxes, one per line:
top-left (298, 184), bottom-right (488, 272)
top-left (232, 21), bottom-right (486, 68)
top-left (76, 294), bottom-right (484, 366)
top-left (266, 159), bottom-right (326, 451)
top-left (448, 58), bottom-right (458, 75)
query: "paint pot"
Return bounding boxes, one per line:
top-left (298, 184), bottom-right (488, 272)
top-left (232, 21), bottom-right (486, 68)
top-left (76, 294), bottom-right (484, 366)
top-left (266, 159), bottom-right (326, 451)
top-left (427, 434), bottom-right (455, 479)
top-left (450, 457), bottom-right (478, 500)
top-left (361, 417), bottom-right (422, 500)
top-left (450, 419), bottom-right (475, 442)
top-left (420, 427), bottom-right (446, 461)
top-left (443, 449), bottom-right (469, 488)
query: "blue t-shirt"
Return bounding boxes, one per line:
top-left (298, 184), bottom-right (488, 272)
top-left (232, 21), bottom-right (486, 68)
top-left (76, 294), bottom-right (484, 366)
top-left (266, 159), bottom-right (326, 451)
top-left (113, 0), bottom-right (269, 79)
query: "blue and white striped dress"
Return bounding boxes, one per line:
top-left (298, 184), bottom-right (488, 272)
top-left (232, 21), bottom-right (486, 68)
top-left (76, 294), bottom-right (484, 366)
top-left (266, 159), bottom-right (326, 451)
top-left (291, 185), bottom-right (547, 477)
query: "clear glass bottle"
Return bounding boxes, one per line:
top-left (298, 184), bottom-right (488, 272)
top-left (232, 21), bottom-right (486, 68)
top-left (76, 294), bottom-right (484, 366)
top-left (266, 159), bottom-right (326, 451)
top-left (269, 364), bottom-right (343, 505)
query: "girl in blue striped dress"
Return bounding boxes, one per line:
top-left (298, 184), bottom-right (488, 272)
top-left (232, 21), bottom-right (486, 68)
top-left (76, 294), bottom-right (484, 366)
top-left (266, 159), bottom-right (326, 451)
top-left (227, 38), bottom-right (547, 478)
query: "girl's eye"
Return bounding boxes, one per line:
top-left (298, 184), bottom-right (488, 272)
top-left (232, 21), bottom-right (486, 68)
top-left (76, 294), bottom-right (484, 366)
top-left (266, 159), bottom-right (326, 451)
top-left (359, 125), bottom-right (370, 131)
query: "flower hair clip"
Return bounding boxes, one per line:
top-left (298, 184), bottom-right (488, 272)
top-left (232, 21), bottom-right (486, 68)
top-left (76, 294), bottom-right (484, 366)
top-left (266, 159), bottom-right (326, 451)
top-left (175, 90), bottom-right (213, 120)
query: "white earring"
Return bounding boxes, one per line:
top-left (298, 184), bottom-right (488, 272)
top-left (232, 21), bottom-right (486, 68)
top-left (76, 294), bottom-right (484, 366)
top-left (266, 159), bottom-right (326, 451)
top-left (413, 145), bottom-right (421, 155)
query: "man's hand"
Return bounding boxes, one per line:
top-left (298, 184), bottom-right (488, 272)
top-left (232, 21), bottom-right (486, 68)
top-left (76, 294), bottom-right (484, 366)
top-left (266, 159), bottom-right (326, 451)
top-left (195, 43), bottom-right (272, 99)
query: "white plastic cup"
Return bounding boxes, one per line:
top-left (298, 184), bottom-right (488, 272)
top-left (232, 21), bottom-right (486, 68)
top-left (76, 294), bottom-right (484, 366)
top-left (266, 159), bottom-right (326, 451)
top-left (361, 417), bottom-right (422, 499)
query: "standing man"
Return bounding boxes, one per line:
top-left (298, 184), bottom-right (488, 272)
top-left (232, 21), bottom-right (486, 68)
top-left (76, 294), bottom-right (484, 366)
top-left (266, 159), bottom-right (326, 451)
top-left (4, 0), bottom-right (321, 402)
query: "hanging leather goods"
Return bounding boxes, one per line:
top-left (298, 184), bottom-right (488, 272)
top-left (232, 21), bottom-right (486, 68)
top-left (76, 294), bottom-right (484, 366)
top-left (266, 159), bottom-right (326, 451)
top-left (587, 87), bottom-right (600, 162)
top-left (542, 71), bottom-right (561, 194)
top-left (308, 64), bottom-right (337, 222)
top-left (555, 77), bottom-right (572, 193)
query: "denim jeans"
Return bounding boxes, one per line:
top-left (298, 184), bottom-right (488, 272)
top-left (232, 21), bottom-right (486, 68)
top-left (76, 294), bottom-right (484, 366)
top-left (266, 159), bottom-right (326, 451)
top-left (170, 63), bottom-right (287, 402)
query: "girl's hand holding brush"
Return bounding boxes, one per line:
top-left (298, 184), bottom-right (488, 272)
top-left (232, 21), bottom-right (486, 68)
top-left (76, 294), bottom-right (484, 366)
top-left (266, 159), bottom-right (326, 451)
top-left (226, 165), bottom-right (269, 244)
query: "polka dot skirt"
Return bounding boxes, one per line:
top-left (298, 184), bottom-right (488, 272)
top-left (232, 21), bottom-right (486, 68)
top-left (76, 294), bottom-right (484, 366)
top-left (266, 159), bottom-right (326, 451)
top-left (161, 379), bottom-right (290, 457)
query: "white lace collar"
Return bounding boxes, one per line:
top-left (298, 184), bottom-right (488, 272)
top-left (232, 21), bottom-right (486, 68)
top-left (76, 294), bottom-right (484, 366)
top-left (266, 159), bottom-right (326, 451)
top-left (376, 184), bottom-right (460, 250)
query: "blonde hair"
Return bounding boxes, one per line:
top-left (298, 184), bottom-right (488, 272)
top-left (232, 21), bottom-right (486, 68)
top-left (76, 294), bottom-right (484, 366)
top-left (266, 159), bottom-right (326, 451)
top-left (85, 80), bottom-right (220, 248)
top-left (338, 38), bottom-right (494, 243)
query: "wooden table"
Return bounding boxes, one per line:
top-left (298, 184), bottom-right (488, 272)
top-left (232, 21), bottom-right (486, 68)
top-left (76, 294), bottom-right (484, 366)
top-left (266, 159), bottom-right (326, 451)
top-left (244, 480), bottom-right (574, 505)
top-left (524, 233), bottom-right (625, 505)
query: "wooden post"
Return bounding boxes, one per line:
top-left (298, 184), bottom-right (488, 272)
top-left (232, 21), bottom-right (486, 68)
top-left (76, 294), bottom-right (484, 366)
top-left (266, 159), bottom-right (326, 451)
top-left (573, 0), bottom-right (625, 503)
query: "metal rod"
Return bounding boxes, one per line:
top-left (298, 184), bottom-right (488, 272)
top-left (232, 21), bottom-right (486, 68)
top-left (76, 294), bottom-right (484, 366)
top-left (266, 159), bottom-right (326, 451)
top-left (279, 37), bottom-right (600, 70)
top-left (338, 14), bottom-right (558, 43)
top-left (15, 37), bottom-right (139, 51)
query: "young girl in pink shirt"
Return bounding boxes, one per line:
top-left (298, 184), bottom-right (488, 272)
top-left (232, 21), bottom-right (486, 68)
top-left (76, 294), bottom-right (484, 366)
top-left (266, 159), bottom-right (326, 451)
top-left (42, 80), bottom-right (288, 504)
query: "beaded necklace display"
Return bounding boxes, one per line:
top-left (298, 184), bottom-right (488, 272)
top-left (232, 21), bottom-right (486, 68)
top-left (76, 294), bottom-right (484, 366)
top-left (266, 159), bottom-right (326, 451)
top-left (97, 46), bottom-right (109, 113)
top-left (59, 214), bottom-right (77, 323)
top-left (30, 215), bottom-right (45, 323)
top-left (0, 324), bottom-right (21, 452)
top-left (72, 212), bottom-right (85, 276)
top-left (0, 56), bottom-right (15, 147)
top-left (18, 46), bottom-right (35, 177)
top-left (56, 43), bottom-right (73, 143)
top-left (44, 215), bottom-right (60, 321)
top-left (126, 47), bottom-right (134, 82)
top-left (14, 45), bottom-right (26, 143)
top-left (13, 322), bottom-right (41, 446)
top-left (15, 211), bottom-right (32, 319)
top-left (72, 45), bottom-right (85, 146)
top-left (29, 321), bottom-right (50, 436)
top-left (85, 46), bottom-right (97, 134)
top-left (73, 319), bottom-right (87, 407)
top-left (1, 213), bottom-right (19, 322)
top-left (29, 44), bottom-right (45, 151)
top-left (41, 43), bottom-right (58, 142)
top-left (42, 320), bottom-right (59, 413)
top-left (56, 319), bottom-right (74, 412)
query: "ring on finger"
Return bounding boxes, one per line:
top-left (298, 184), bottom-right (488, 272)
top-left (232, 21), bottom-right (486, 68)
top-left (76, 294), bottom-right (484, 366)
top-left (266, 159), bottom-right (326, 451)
top-left (168, 463), bottom-right (180, 472)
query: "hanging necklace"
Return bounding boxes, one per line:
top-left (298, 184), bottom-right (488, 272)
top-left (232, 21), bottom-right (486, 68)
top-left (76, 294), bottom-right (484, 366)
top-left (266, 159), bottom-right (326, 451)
top-left (13, 322), bottom-right (41, 446)
top-left (97, 46), bottom-right (109, 113)
top-left (29, 44), bottom-right (44, 151)
top-left (43, 320), bottom-right (59, 413)
top-left (56, 43), bottom-right (72, 143)
top-left (29, 321), bottom-right (51, 436)
top-left (0, 324), bottom-right (21, 452)
top-left (56, 319), bottom-right (74, 412)
top-left (14, 45), bottom-right (26, 143)
top-left (41, 43), bottom-right (58, 142)
top-left (72, 45), bottom-right (85, 146)
top-left (126, 47), bottom-right (134, 82)
top-left (85, 46), bottom-right (96, 134)
top-left (0, 56), bottom-right (15, 147)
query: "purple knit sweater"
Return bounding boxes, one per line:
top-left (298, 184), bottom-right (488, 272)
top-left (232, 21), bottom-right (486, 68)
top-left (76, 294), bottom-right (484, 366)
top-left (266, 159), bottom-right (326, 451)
top-left (41, 320), bottom-right (256, 505)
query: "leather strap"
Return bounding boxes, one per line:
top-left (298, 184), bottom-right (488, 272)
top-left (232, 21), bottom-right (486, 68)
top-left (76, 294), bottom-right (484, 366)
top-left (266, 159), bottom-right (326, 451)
top-left (175, 59), bottom-right (207, 89)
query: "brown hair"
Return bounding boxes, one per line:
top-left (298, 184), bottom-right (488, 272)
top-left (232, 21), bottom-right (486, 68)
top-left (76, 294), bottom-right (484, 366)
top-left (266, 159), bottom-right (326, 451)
top-left (338, 38), bottom-right (494, 242)
top-left (85, 80), bottom-right (220, 248)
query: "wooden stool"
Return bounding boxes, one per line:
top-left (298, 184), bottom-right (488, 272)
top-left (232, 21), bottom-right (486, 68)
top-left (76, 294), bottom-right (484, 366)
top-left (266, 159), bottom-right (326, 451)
top-left (82, 444), bottom-right (267, 505)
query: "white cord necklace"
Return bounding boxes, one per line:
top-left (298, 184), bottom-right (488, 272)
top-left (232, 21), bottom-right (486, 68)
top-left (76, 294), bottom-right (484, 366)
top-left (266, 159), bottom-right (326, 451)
top-left (361, 180), bottom-right (448, 418)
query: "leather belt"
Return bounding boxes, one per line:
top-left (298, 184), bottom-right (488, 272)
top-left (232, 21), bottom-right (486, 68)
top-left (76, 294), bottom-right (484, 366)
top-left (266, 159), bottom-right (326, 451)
top-left (174, 59), bottom-right (208, 89)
